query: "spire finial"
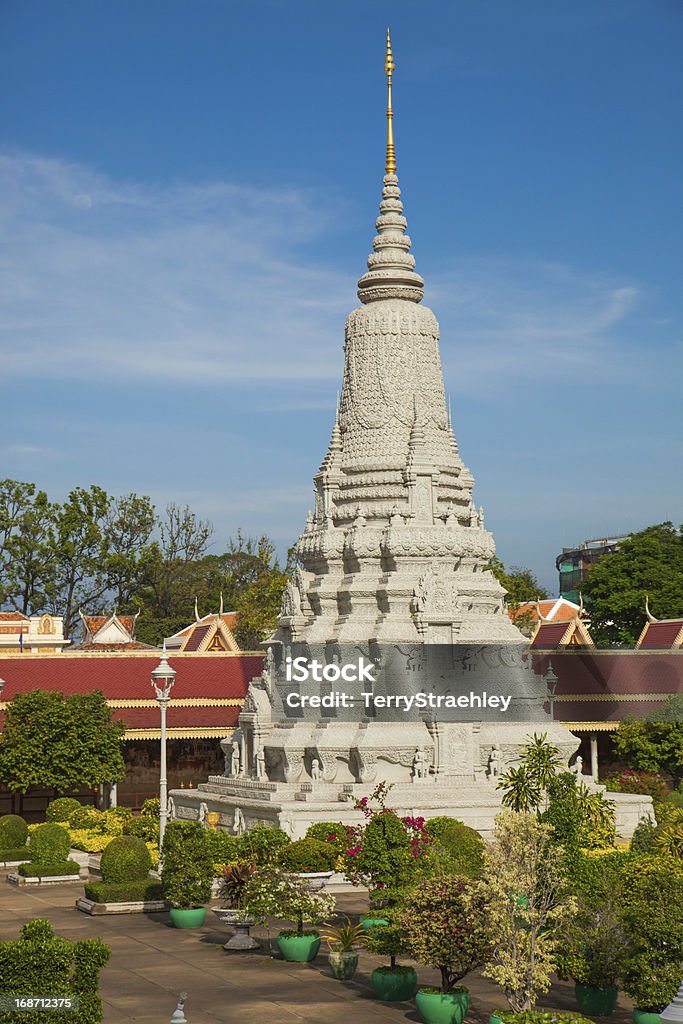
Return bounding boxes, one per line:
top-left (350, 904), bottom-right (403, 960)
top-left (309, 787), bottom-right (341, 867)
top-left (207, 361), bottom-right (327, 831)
top-left (384, 28), bottom-right (396, 176)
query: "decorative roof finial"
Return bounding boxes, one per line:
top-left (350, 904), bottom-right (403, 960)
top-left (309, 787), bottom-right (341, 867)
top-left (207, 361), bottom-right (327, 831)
top-left (385, 28), bottom-right (396, 176)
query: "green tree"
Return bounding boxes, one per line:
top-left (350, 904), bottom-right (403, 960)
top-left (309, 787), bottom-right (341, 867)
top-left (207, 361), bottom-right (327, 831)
top-left (50, 486), bottom-right (112, 638)
top-left (0, 480), bottom-right (56, 614)
top-left (611, 698), bottom-right (683, 784)
top-left (583, 522), bottom-right (683, 645)
top-left (488, 557), bottom-right (549, 605)
top-left (103, 493), bottom-right (156, 609)
top-left (0, 690), bottom-right (126, 794)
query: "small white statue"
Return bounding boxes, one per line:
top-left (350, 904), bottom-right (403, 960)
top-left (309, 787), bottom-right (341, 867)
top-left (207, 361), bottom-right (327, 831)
top-left (233, 806), bottom-right (246, 836)
top-left (487, 744), bottom-right (504, 779)
top-left (167, 796), bottom-right (176, 820)
top-left (254, 744), bottom-right (266, 780)
top-left (571, 755), bottom-right (584, 776)
top-left (413, 747), bottom-right (428, 780)
top-left (311, 758), bottom-right (322, 782)
top-left (198, 801), bottom-right (208, 826)
top-left (231, 740), bottom-right (241, 777)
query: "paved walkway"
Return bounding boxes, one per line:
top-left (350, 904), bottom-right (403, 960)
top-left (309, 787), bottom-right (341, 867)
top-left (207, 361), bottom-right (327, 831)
top-left (1, 880), bottom-right (635, 1024)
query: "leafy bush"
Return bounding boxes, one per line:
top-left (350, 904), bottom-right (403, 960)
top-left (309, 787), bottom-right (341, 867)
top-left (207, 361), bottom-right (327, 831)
top-left (68, 830), bottom-right (112, 854)
top-left (18, 859), bottom-right (81, 877)
top-left (84, 880), bottom-right (164, 904)
top-left (424, 817), bottom-right (485, 877)
top-left (630, 816), bottom-right (657, 854)
top-left (46, 797), bottom-right (82, 823)
top-left (239, 825), bottom-right (291, 864)
top-left (397, 875), bottom-right (490, 994)
top-left (279, 838), bottom-right (336, 872)
top-left (619, 854), bottom-right (683, 1011)
top-left (0, 918), bottom-right (110, 1024)
top-left (161, 821), bottom-right (213, 908)
top-left (100, 836), bottom-right (151, 884)
top-left (28, 823), bottom-right (71, 864)
top-left (203, 828), bottom-right (241, 864)
top-left (141, 797), bottom-right (160, 818)
top-left (123, 816), bottom-right (160, 843)
top-left (241, 864), bottom-right (335, 933)
top-left (99, 807), bottom-right (132, 835)
top-left (0, 846), bottom-right (32, 862)
top-left (0, 813), bottom-right (28, 850)
top-left (365, 918), bottom-right (409, 970)
top-left (305, 821), bottom-right (355, 857)
top-left (68, 806), bottom-right (105, 830)
top-left (541, 773), bottom-right (615, 850)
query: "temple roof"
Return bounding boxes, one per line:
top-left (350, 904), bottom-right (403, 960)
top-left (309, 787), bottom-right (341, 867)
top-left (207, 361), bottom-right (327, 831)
top-left (165, 612), bottom-right (241, 653)
top-left (636, 619), bottom-right (683, 650)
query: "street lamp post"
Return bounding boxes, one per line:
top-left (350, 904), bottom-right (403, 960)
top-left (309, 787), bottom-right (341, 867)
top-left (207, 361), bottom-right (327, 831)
top-left (151, 643), bottom-right (176, 866)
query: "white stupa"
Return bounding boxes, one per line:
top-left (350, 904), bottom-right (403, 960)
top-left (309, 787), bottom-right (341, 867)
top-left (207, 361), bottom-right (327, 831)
top-left (169, 33), bottom-right (587, 838)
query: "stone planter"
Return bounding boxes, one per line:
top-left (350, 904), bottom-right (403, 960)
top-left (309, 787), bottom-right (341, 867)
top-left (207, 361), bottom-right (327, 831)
top-left (212, 908), bottom-right (259, 951)
top-left (575, 983), bottom-right (619, 1016)
top-left (169, 907), bottom-right (207, 928)
top-left (328, 950), bottom-right (359, 980)
top-left (276, 932), bottom-right (321, 962)
top-left (371, 966), bottom-right (417, 1001)
top-left (415, 987), bottom-right (470, 1024)
top-left (76, 896), bottom-right (168, 916)
top-left (8, 872), bottom-right (82, 886)
top-left (288, 871), bottom-right (333, 892)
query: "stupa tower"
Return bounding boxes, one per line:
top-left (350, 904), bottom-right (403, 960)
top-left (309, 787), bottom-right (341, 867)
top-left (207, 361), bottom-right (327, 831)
top-left (279, 30), bottom-right (521, 646)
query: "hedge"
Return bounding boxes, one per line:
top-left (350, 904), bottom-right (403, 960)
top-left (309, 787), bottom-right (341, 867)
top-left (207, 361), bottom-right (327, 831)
top-left (46, 797), bottom-right (82, 823)
top-left (0, 847), bottom-right (31, 863)
top-left (0, 814), bottom-right (28, 849)
top-left (100, 836), bottom-right (151, 884)
top-left (0, 918), bottom-right (110, 1024)
top-left (18, 860), bottom-right (81, 877)
top-left (424, 816), bottom-right (485, 877)
top-left (84, 880), bottom-right (164, 904)
top-left (28, 823), bottom-right (71, 864)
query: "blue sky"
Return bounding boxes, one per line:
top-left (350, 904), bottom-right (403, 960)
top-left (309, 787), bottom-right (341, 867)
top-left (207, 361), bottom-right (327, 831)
top-left (1, 0), bottom-right (681, 594)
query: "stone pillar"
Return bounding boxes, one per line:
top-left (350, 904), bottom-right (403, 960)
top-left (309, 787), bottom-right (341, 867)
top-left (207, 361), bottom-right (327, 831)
top-left (590, 734), bottom-right (599, 781)
top-left (108, 782), bottom-right (118, 808)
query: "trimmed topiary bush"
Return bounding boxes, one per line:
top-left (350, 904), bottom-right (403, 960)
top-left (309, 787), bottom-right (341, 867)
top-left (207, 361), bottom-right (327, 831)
top-left (46, 797), bottom-right (82, 823)
top-left (0, 847), bottom-right (33, 863)
top-left (279, 838), bottom-right (337, 872)
top-left (424, 816), bottom-right (485, 877)
top-left (68, 806), bottom-right (104, 830)
top-left (0, 918), bottom-right (110, 1023)
top-left (123, 816), bottom-right (160, 843)
top-left (18, 860), bottom-right (80, 877)
top-left (100, 836), bottom-right (152, 884)
top-left (84, 879), bottom-right (164, 904)
top-left (28, 823), bottom-right (71, 865)
top-left (0, 813), bottom-right (28, 850)
top-left (305, 821), bottom-right (355, 858)
top-left (239, 825), bottom-right (291, 864)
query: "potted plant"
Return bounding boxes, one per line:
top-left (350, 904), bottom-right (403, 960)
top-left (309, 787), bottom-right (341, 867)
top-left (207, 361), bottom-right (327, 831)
top-left (213, 859), bottom-right (259, 950)
top-left (557, 854), bottom-right (627, 1016)
top-left (365, 919), bottom-right (417, 1002)
top-left (242, 865), bottom-right (335, 962)
top-left (161, 821), bottom-right (214, 928)
top-left (397, 876), bottom-right (490, 1024)
top-left (476, 812), bottom-right (576, 1014)
top-left (278, 838), bottom-right (336, 891)
top-left (320, 917), bottom-right (366, 980)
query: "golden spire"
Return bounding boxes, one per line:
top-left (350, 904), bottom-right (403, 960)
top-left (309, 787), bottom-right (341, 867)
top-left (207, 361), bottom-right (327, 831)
top-left (384, 28), bottom-right (396, 176)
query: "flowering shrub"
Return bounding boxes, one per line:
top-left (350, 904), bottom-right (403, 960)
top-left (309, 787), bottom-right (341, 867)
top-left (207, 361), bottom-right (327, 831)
top-left (304, 821), bottom-right (355, 859)
top-left (396, 876), bottom-right (489, 993)
top-left (342, 783), bottom-right (431, 904)
top-left (241, 865), bottom-right (335, 934)
top-left (604, 770), bottom-right (671, 802)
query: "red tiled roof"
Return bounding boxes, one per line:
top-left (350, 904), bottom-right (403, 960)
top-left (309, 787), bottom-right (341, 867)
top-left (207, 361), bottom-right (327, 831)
top-left (638, 621), bottom-right (683, 650)
top-left (77, 642), bottom-right (157, 651)
top-left (511, 599), bottom-right (580, 624)
top-left (184, 625), bottom-right (211, 652)
top-left (0, 653), bottom-right (264, 702)
top-left (531, 622), bottom-right (570, 648)
top-left (0, 612), bottom-right (28, 622)
top-left (83, 614), bottom-right (136, 637)
top-left (112, 706), bottom-right (241, 730)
